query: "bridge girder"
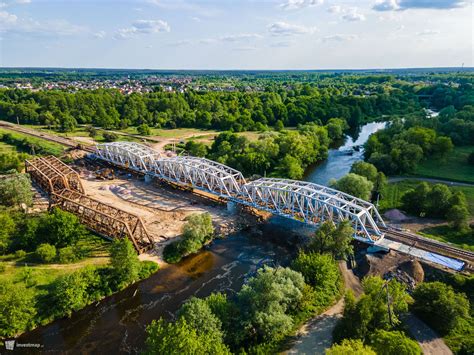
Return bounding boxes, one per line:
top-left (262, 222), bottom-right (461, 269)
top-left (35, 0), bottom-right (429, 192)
top-left (238, 178), bottom-right (385, 243)
top-left (154, 156), bottom-right (246, 197)
top-left (95, 142), bottom-right (162, 173)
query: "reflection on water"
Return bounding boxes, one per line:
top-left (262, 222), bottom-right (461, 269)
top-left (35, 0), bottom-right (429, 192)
top-left (304, 122), bottom-right (387, 186)
top-left (18, 232), bottom-right (292, 354)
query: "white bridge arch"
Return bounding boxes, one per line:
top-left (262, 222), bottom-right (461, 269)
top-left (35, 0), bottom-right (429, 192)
top-left (92, 142), bottom-right (386, 243)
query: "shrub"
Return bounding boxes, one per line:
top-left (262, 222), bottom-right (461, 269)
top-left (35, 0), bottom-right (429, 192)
top-left (138, 261), bottom-right (159, 279)
top-left (103, 132), bottom-right (118, 142)
top-left (412, 281), bottom-right (469, 335)
top-left (369, 330), bottom-right (422, 355)
top-left (36, 243), bottom-right (57, 263)
top-left (163, 242), bottom-right (183, 264)
top-left (15, 249), bottom-right (26, 258)
top-left (58, 246), bottom-right (77, 264)
top-left (326, 339), bottom-right (376, 355)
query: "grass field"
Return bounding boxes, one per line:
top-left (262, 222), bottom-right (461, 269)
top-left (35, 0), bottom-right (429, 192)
top-left (0, 128), bottom-right (66, 156)
top-left (380, 180), bottom-right (474, 215)
top-left (0, 234), bottom-right (110, 302)
top-left (419, 225), bottom-right (474, 252)
top-left (413, 146), bottom-right (474, 183)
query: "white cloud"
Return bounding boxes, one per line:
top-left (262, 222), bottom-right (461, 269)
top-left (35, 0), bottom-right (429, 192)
top-left (232, 46), bottom-right (257, 51)
top-left (270, 41), bottom-right (293, 47)
top-left (191, 16), bottom-right (201, 22)
top-left (93, 30), bottom-right (106, 39)
top-left (416, 29), bottom-right (440, 36)
top-left (0, 11), bottom-right (85, 36)
top-left (219, 33), bottom-right (263, 42)
top-left (373, 0), bottom-right (467, 11)
top-left (0, 10), bottom-right (17, 27)
top-left (327, 5), bottom-right (342, 13)
top-left (114, 19), bottom-right (170, 39)
top-left (167, 39), bottom-right (191, 47)
top-left (15, 0), bottom-right (30, 3)
top-left (341, 8), bottom-right (366, 21)
top-left (322, 34), bottom-right (358, 42)
top-left (268, 21), bottom-right (316, 36)
top-left (279, 0), bottom-right (323, 10)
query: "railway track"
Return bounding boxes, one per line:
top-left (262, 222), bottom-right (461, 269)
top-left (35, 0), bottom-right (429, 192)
top-left (0, 120), bottom-right (95, 153)
top-left (382, 227), bottom-right (474, 269)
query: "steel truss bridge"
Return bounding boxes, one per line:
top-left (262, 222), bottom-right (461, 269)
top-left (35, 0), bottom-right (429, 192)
top-left (25, 156), bottom-right (153, 253)
top-left (94, 142), bottom-right (386, 243)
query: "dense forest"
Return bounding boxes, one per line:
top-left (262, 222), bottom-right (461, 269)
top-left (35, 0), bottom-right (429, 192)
top-left (0, 82), bottom-right (421, 132)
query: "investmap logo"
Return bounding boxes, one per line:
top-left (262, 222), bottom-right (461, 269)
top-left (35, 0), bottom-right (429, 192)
top-left (4, 340), bottom-right (15, 350)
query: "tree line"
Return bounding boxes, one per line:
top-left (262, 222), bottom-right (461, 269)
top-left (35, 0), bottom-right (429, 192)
top-left (0, 83), bottom-right (421, 132)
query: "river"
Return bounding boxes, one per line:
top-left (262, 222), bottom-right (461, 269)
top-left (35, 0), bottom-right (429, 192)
top-left (304, 121), bottom-right (387, 185)
top-left (17, 122), bottom-right (386, 354)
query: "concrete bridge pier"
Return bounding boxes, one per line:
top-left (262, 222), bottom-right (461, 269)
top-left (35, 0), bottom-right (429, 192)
top-left (144, 174), bottom-right (153, 184)
top-left (227, 200), bottom-right (239, 214)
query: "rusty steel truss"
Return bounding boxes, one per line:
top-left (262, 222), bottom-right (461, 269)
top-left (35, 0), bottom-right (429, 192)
top-left (25, 156), bottom-right (85, 194)
top-left (25, 156), bottom-right (153, 253)
top-left (51, 189), bottom-right (153, 253)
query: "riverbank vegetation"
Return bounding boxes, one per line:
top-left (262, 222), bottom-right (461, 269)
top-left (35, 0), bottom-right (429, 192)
top-left (146, 220), bottom-right (353, 354)
top-left (163, 213), bottom-right (214, 264)
top-left (0, 175), bottom-right (158, 340)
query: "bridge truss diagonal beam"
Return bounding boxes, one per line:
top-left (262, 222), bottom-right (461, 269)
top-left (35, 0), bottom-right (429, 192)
top-left (238, 178), bottom-right (385, 243)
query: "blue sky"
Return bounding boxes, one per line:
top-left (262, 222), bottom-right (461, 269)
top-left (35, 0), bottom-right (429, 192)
top-left (0, 0), bottom-right (472, 69)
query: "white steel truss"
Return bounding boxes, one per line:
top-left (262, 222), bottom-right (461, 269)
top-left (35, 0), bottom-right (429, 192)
top-left (94, 142), bottom-right (161, 173)
top-left (93, 143), bottom-right (386, 242)
top-left (238, 178), bottom-right (386, 243)
top-left (154, 156), bottom-right (246, 197)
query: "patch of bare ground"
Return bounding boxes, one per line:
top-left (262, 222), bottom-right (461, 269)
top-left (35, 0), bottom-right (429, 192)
top-left (74, 166), bottom-right (259, 265)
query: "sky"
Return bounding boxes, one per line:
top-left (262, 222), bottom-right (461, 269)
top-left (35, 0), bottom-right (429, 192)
top-left (0, 0), bottom-right (472, 69)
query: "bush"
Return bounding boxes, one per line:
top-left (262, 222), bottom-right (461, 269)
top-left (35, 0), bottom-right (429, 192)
top-left (137, 124), bottom-right (151, 136)
top-left (291, 252), bottom-right (341, 307)
top-left (369, 330), bottom-right (422, 355)
top-left (138, 261), bottom-right (159, 279)
top-left (412, 281), bottom-right (469, 335)
top-left (163, 242), bottom-right (183, 264)
top-left (15, 249), bottom-right (26, 258)
top-left (326, 339), bottom-right (376, 355)
top-left (58, 246), bottom-right (77, 264)
top-left (36, 243), bottom-right (57, 263)
top-left (0, 262), bottom-right (5, 273)
top-left (103, 132), bottom-right (118, 142)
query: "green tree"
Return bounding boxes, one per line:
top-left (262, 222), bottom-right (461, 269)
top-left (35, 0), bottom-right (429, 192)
top-left (137, 123), bottom-right (152, 136)
top-left (350, 161), bottom-right (378, 183)
top-left (185, 141), bottom-right (208, 157)
top-left (446, 204), bottom-right (470, 230)
top-left (109, 238), bottom-right (141, 288)
top-left (0, 173), bottom-right (33, 207)
top-left (0, 209), bottom-right (16, 254)
top-left (309, 221), bottom-right (354, 260)
top-left (144, 317), bottom-right (230, 355)
top-left (334, 276), bottom-right (411, 342)
top-left (177, 297), bottom-right (226, 345)
top-left (236, 266), bottom-right (306, 344)
top-left (432, 136), bottom-right (453, 157)
top-left (0, 152), bottom-right (28, 173)
top-left (275, 120), bottom-right (284, 131)
top-left (331, 173), bottom-right (373, 200)
top-left (39, 208), bottom-right (87, 247)
top-left (326, 339), bottom-right (376, 355)
top-left (369, 330), bottom-right (422, 355)
top-left (412, 282), bottom-right (470, 335)
top-left (276, 154), bottom-right (304, 180)
top-left (291, 252), bottom-right (341, 306)
top-left (0, 281), bottom-right (36, 337)
top-left (35, 243), bottom-right (57, 263)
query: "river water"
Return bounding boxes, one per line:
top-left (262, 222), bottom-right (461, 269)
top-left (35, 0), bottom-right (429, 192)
top-left (17, 122), bottom-right (386, 354)
top-left (304, 122), bottom-right (387, 185)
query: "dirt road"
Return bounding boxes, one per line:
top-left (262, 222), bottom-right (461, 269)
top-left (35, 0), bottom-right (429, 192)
top-left (285, 262), bottom-right (362, 354)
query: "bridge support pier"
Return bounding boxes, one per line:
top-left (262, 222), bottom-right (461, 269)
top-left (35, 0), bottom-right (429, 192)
top-left (227, 201), bottom-right (239, 214)
top-left (144, 174), bottom-right (153, 184)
